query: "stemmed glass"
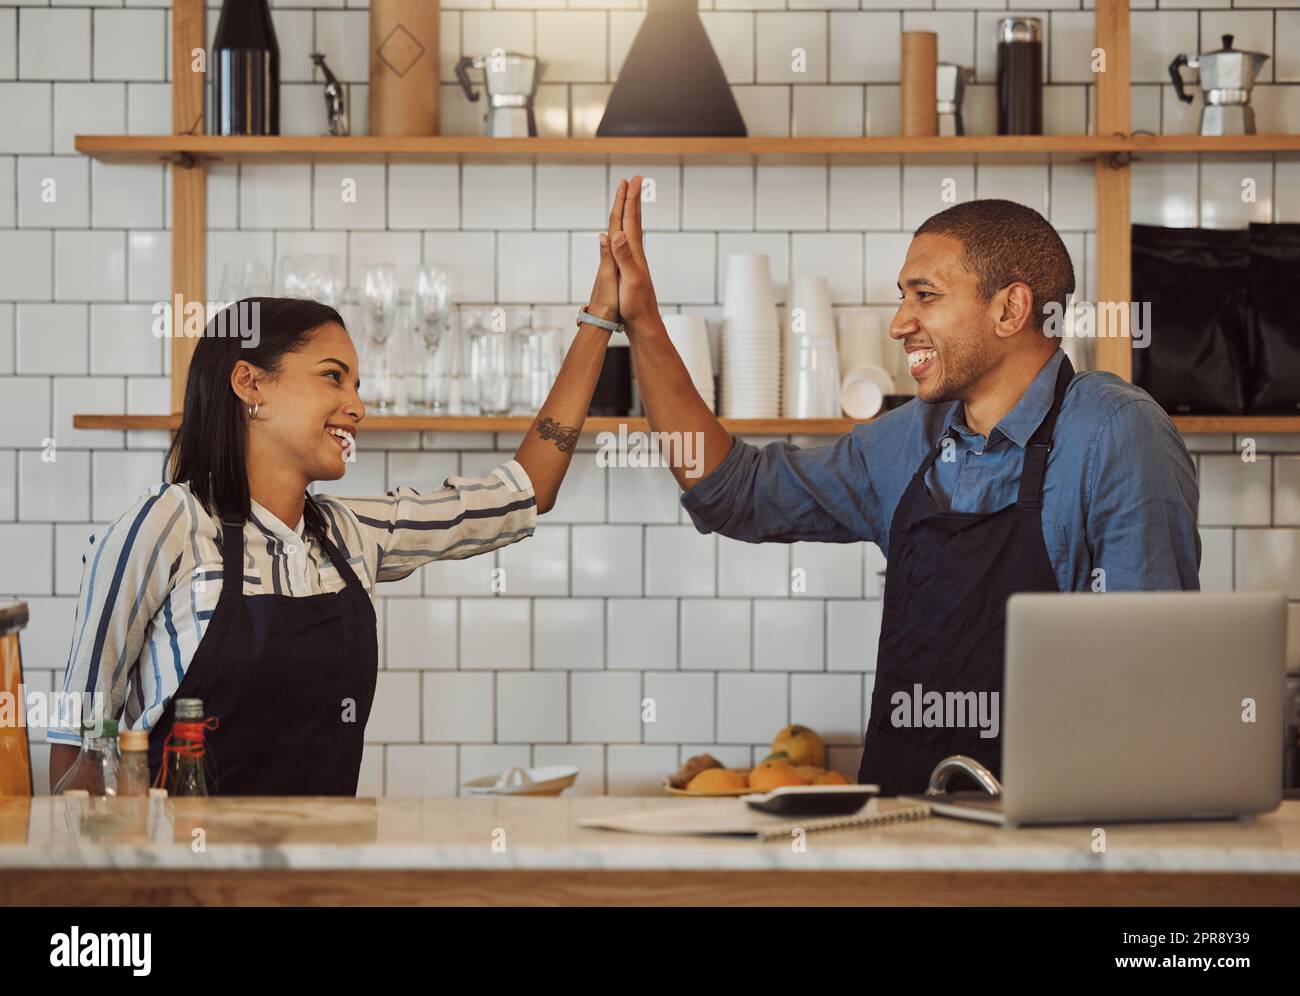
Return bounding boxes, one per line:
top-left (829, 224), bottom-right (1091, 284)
top-left (411, 265), bottom-right (451, 411)
top-left (276, 254), bottom-right (344, 306)
top-left (219, 260), bottom-right (271, 304)
top-left (361, 264), bottom-right (398, 410)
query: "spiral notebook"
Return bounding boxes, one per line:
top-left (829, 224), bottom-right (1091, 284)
top-left (578, 799), bottom-right (932, 840)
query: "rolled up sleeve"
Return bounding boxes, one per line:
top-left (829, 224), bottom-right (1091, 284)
top-left (680, 430), bottom-right (882, 544)
top-left (336, 459), bottom-right (537, 582)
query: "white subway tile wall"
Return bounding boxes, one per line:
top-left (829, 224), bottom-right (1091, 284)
top-left (3, 0), bottom-right (1299, 796)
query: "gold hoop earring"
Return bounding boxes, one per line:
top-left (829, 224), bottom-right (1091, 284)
top-left (248, 403), bottom-right (261, 421)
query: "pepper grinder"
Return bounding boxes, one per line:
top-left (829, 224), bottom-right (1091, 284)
top-left (937, 63), bottom-right (975, 136)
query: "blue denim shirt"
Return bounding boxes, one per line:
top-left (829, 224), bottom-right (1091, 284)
top-left (681, 350), bottom-right (1201, 592)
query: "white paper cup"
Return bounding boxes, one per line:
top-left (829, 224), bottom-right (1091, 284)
top-left (662, 313), bottom-right (714, 388)
top-left (787, 277), bottom-right (837, 341)
top-left (723, 254), bottom-right (780, 331)
top-left (841, 363), bottom-right (894, 419)
top-left (837, 310), bottom-right (886, 374)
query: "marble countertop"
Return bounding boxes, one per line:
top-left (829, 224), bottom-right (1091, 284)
top-left (2, 796), bottom-right (1299, 873)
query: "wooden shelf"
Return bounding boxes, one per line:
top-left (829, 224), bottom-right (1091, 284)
top-left (1169, 416), bottom-right (1300, 435)
top-left (71, 414), bottom-right (868, 435)
top-left (1125, 134), bottom-right (1300, 156)
top-left (72, 134), bottom-right (1119, 166)
top-left (71, 413), bottom-right (1300, 435)
top-left (73, 134), bottom-right (1300, 167)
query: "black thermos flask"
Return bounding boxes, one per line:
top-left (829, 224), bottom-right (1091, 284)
top-left (997, 16), bottom-right (1043, 135)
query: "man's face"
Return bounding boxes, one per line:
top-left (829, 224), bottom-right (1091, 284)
top-left (889, 233), bottom-right (1003, 405)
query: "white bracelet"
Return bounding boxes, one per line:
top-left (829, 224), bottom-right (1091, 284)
top-left (577, 308), bottom-right (625, 335)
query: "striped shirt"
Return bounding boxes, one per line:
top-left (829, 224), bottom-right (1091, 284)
top-left (50, 460), bottom-right (536, 746)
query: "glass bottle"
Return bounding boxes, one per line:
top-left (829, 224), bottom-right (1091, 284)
top-left (52, 718), bottom-right (121, 796)
top-left (117, 729), bottom-right (152, 797)
top-left (163, 698), bottom-right (211, 797)
top-left (212, 0), bottom-right (280, 136)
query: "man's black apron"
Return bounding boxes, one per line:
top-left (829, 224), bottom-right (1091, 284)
top-left (148, 504), bottom-right (378, 795)
top-left (858, 356), bottom-right (1074, 794)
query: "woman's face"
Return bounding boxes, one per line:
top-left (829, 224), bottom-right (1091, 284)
top-left (238, 322), bottom-right (365, 484)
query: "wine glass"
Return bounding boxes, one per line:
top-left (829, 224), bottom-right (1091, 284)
top-left (361, 264), bottom-right (398, 409)
top-left (337, 287), bottom-right (379, 407)
top-left (276, 254), bottom-right (344, 306)
top-left (219, 260), bottom-right (271, 305)
top-left (412, 265), bottom-right (451, 411)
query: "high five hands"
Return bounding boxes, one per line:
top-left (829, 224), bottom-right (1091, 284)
top-left (585, 175), bottom-right (661, 332)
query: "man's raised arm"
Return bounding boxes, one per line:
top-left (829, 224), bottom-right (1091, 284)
top-left (607, 175), bottom-right (881, 546)
top-left (607, 175), bottom-right (733, 491)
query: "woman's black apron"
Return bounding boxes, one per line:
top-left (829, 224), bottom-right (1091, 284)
top-left (148, 506), bottom-right (378, 795)
top-left (858, 356), bottom-right (1074, 794)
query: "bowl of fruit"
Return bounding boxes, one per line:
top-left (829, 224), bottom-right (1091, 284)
top-left (663, 725), bottom-right (850, 796)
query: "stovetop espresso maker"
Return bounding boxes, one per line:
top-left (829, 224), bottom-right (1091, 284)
top-left (1169, 34), bottom-right (1269, 136)
top-left (455, 51), bottom-right (544, 137)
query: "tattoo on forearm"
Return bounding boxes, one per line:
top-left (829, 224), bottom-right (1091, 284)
top-left (535, 416), bottom-right (579, 453)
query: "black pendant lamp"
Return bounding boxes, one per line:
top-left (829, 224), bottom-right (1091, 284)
top-left (597, 0), bottom-right (746, 137)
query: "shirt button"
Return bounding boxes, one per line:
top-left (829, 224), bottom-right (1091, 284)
top-left (286, 544), bottom-right (298, 555)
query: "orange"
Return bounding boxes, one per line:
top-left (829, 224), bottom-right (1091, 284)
top-left (812, 770), bottom-right (849, 785)
top-left (748, 760), bottom-right (809, 792)
top-left (771, 724), bottom-right (825, 767)
top-left (686, 768), bottom-right (747, 792)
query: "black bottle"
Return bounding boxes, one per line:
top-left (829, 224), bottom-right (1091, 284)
top-left (212, 0), bottom-right (280, 135)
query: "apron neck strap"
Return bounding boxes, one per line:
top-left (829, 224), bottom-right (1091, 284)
top-left (1016, 353), bottom-right (1075, 509)
top-left (302, 498), bottom-right (360, 582)
top-left (219, 517), bottom-right (245, 593)
top-left (219, 498), bottom-right (358, 593)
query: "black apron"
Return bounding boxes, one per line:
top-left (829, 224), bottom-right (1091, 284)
top-left (858, 356), bottom-right (1074, 794)
top-left (148, 504), bottom-right (378, 795)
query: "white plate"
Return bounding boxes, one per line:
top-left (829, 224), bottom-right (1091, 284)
top-left (462, 765), bottom-right (579, 796)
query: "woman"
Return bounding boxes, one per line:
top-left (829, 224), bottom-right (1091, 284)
top-left (49, 181), bottom-right (637, 795)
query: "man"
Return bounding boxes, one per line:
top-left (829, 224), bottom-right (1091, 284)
top-left (604, 177), bottom-right (1200, 794)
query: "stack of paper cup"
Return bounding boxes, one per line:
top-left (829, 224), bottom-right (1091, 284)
top-left (836, 309), bottom-right (896, 420)
top-left (837, 309), bottom-right (886, 371)
top-left (782, 276), bottom-right (840, 418)
top-left (721, 254), bottom-right (781, 417)
top-left (661, 313), bottom-right (716, 413)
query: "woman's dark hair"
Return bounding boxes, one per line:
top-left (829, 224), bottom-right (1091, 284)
top-left (165, 297), bottom-right (346, 537)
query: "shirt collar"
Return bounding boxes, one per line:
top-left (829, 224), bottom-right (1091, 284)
top-left (249, 498), bottom-right (306, 538)
top-left (941, 349), bottom-right (1066, 449)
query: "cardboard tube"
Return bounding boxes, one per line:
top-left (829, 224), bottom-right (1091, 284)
top-left (369, 0), bottom-right (440, 136)
top-left (901, 32), bottom-right (938, 137)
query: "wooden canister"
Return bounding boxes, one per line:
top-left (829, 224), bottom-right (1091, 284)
top-left (900, 32), bottom-right (938, 137)
top-left (369, 0), bottom-right (440, 136)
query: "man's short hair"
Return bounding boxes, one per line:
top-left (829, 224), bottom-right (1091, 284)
top-left (914, 199), bottom-right (1075, 332)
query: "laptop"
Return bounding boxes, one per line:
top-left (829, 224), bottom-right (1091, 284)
top-left (903, 592), bottom-right (1287, 826)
